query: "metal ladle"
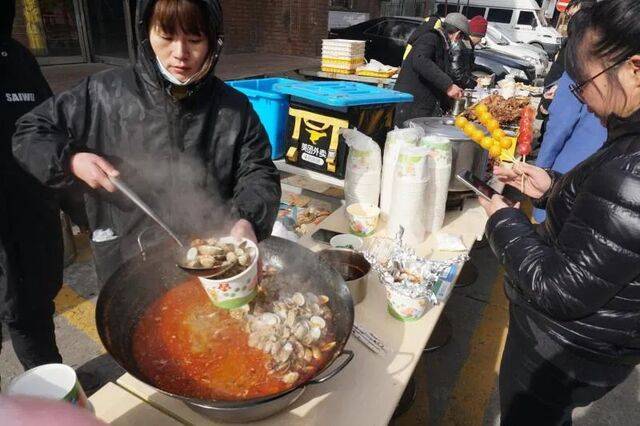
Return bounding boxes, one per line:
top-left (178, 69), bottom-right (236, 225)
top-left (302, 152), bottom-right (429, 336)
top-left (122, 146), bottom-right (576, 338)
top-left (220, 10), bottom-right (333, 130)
top-left (109, 176), bottom-right (235, 278)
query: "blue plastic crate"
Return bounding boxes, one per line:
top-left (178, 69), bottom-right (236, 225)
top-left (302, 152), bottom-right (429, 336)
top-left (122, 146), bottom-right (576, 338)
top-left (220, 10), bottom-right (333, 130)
top-left (227, 78), bottom-right (295, 159)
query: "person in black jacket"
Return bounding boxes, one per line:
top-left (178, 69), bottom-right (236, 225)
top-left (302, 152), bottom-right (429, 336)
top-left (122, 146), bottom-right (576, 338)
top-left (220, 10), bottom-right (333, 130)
top-left (394, 13), bottom-right (466, 124)
top-left (12, 0), bottom-right (281, 287)
top-left (0, 0), bottom-right (63, 370)
top-left (480, 1), bottom-right (640, 424)
top-left (449, 16), bottom-right (486, 90)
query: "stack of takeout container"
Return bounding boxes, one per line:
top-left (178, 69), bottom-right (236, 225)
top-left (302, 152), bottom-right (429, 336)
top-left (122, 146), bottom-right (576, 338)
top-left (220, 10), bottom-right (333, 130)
top-left (321, 39), bottom-right (366, 75)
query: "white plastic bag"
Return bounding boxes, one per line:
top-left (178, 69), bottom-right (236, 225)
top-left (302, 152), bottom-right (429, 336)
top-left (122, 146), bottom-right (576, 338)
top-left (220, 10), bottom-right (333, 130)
top-left (342, 128), bottom-right (382, 208)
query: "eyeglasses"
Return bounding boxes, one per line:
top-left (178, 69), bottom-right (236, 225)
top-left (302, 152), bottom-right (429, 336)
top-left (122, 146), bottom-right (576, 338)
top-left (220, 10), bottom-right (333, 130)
top-left (570, 57), bottom-right (630, 103)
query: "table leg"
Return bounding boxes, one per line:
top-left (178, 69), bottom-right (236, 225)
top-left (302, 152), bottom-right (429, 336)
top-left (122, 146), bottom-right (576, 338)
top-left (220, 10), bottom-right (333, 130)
top-left (424, 313), bottom-right (452, 353)
top-left (392, 377), bottom-right (417, 419)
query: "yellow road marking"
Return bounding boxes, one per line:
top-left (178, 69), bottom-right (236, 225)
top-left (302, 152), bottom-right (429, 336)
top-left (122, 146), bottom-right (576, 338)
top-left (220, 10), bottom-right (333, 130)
top-left (441, 273), bottom-right (509, 426)
top-left (54, 284), bottom-right (104, 351)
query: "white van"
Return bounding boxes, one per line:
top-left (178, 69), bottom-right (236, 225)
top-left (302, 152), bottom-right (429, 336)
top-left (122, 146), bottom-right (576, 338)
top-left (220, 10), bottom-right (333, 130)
top-left (434, 0), bottom-right (562, 58)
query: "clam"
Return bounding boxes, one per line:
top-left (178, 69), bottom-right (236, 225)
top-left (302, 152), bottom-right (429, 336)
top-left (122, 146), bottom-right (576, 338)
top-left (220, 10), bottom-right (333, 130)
top-left (226, 251), bottom-right (238, 263)
top-left (310, 316), bottom-right (326, 330)
top-left (273, 360), bottom-right (291, 373)
top-left (191, 239), bottom-right (206, 247)
top-left (318, 295), bottom-right (329, 305)
top-left (304, 348), bottom-right (313, 362)
top-left (238, 254), bottom-right (249, 266)
top-left (260, 313), bottom-right (280, 327)
top-left (308, 326), bottom-right (322, 342)
top-left (286, 310), bottom-right (297, 328)
top-left (294, 322), bottom-right (309, 341)
top-left (321, 341), bottom-right (337, 352)
top-left (292, 292), bottom-right (306, 307)
top-left (198, 256), bottom-right (215, 268)
top-left (186, 247), bottom-right (198, 261)
top-left (312, 346), bottom-right (322, 360)
top-left (198, 245), bottom-right (223, 256)
top-left (282, 372), bottom-right (300, 384)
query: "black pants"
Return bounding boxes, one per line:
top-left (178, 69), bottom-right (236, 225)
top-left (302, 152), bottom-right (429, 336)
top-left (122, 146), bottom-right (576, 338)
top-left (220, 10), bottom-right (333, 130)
top-left (1, 308), bottom-right (62, 371)
top-left (499, 311), bottom-right (632, 426)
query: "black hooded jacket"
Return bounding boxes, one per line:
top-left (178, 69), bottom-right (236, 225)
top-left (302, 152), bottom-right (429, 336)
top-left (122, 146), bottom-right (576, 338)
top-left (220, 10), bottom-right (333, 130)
top-left (1, 0), bottom-right (62, 322)
top-left (12, 0), bottom-right (281, 285)
top-left (487, 110), bottom-right (640, 366)
top-left (394, 27), bottom-right (453, 123)
top-left (449, 37), bottom-right (476, 90)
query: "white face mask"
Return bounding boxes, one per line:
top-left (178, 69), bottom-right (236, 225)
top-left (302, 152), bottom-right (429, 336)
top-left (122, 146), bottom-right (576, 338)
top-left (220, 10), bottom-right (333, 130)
top-left (156, 57), bottom-right (192, 86)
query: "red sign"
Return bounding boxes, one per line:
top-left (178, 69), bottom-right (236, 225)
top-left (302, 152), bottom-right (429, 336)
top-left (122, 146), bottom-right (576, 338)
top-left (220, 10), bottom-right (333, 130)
top-left (557, 0), bottom-right (570, 12)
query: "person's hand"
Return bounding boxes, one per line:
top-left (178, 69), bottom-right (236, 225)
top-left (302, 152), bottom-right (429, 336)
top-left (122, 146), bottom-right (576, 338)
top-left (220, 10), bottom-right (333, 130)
top-left (446, 84), bottom-right (464, 99)
top-left (479, 194), bottom-right (520, 217)
top-left (543, 84), bottom-right (558, 100)
top-left (230, 219), bottom-right (258, 244)
top-left (493, 162), bottom-right (552, 200)
top-left (70, 153), bottom-right (119, 192)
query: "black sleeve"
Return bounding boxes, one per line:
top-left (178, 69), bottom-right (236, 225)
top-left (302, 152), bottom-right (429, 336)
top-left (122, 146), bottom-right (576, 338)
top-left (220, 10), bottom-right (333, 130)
top-left (486, 163), bottom-right (640, 321)
top-left (410, 35), bottom-right (454, 94)
top-left (231, 101), bottom-right (282, 241)
top-left (449, 44), bottom-right (476, 89)
top-left (12, 78), bottom-right (92, 190)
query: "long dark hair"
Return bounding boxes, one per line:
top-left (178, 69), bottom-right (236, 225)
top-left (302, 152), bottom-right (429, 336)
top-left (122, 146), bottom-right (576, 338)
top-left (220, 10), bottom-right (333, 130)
top-left (566, 0), bottom-right (640, 84)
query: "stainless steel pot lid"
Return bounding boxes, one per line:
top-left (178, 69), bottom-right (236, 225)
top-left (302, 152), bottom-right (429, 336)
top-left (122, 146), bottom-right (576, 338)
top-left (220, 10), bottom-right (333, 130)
top-left (402, 117), bottom-right (470, 141)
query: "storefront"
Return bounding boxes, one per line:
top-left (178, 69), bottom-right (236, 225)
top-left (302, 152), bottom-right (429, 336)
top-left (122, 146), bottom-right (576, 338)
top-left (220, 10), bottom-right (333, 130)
top-left (12, 0), bottom-right (137, 65)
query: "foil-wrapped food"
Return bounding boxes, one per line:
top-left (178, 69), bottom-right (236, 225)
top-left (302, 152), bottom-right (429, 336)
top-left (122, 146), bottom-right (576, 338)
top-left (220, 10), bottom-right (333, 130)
top-left (361, 230), bottom-right (468, 306)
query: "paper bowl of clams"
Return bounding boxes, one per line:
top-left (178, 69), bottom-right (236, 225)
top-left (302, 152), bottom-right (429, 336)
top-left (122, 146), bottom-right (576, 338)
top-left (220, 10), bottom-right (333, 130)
top-left (185, 237), bottom-right (259, 309)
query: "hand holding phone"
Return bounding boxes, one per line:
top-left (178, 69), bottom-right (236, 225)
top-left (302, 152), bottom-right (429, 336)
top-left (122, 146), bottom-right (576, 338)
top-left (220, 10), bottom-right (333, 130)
top-left (455, 171), bottom-right (515, 207)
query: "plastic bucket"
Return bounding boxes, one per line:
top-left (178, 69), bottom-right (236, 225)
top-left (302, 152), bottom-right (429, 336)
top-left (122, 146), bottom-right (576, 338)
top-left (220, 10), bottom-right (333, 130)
top-left (227, 78), bottom-right (294, 159)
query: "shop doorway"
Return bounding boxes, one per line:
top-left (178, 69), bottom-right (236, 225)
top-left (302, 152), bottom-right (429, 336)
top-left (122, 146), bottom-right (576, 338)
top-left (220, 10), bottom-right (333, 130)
top-left (12, 0), bottom-right (137, 66)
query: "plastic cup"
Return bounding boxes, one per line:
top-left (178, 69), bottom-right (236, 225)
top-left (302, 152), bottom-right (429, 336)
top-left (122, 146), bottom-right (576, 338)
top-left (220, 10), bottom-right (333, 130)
top-left (6, 364), bottom-right (90, 410)
top-left (347, 203), bottom-right (381, 237)
top-left (198, 237), bottom-right (259, 310)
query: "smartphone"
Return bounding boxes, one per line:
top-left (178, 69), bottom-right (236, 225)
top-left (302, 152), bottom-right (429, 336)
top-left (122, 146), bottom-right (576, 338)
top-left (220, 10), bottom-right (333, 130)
top-left (455, 170), bottom-right (515, 206)
top-left (311, 228), bottom-right (342, 245)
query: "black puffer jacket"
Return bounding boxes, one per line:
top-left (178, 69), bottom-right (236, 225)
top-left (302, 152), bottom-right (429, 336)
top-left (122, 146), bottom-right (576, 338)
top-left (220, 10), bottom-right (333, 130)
top-left (487, 111), bottom-right (640, 365)
top-left (12, 0), bottom-right (281, 285)
top-left (449, 38), bottom-right (476, 90)
top-left (1, 0), bottom-right (62, 322)
top-left (395, 29), bottom-right (453, 124)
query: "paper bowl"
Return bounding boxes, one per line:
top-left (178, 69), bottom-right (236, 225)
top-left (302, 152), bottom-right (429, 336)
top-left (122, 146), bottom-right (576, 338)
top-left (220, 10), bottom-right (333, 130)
top-left (198, 237), bottom-right (259, 309)
top-left (6, 364), bottom-right (90, 410)
top-left (330, 234), bottom-right (364, 251)
top-left (385, 287), bottom-right (431, 322)
top-left (347, 203), bottom-right (380, 237)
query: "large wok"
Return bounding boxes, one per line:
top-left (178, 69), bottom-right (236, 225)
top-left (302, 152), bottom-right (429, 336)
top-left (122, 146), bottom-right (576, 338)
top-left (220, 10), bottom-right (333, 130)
top-left (96, 237), bottom-right (354, 423)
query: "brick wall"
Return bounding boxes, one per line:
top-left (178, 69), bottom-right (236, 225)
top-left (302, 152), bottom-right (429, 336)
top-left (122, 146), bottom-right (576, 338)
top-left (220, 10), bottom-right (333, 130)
top-left (222, 0), bottom-right (329, 57)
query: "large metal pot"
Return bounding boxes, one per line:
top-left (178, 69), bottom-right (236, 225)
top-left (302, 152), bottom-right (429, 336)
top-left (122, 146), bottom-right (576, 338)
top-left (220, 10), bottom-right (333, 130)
top-left (403, 117), bottom-right (489, 192)
top-left (96, 237), bottom-right (354, 423)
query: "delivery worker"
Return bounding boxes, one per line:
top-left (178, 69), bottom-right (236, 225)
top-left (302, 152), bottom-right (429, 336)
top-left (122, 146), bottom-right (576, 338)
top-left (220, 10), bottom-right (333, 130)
top-left (394, 13), bottom-right (468, 124)
top-left (1, 0), bottom-right (64, 370)
top-left (12, 0), bottom-right (281, 287)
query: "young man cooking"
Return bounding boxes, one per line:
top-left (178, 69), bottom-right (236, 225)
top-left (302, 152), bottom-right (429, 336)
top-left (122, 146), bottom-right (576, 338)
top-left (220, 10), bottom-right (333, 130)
top-left (12, 0), bottom-right (281, 287)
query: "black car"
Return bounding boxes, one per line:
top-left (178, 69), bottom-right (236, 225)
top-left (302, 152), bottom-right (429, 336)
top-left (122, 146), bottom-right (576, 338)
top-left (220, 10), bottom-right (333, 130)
top-left (329, 16), bottom-right (537, 84)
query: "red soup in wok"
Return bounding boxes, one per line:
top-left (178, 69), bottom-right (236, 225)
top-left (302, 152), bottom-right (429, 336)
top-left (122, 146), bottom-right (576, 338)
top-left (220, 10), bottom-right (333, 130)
top-left (133, 277), bottom-right (337, 401)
